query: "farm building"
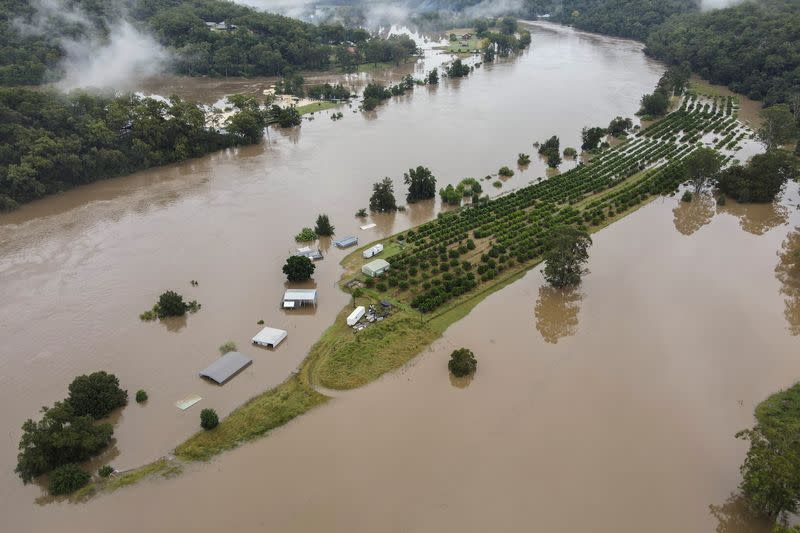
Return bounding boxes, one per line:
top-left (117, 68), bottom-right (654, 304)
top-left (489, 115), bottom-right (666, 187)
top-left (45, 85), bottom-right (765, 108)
top-left (252, 326), bottom-right (288, 348)
top-left (283, 289), bottom-right (318, 308)
top-left (333, 236), bottom-right (358, 248)
top-left (199, 352), bottom-right (252, 385)
top-left (296, 246), bottom-right (323, 261)
top-left (362, 259), bottom-right (390, 277)
top-left (362, 243), bottom-right (384, 258)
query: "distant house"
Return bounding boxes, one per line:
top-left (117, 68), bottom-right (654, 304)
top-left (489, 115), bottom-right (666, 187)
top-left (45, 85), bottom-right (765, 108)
top-left (362, 259), bottom-right (390, 278)
top-left (204, 21), bottom-right (237, 32)
top-left (461, 33), bottom-right (473, 41)
top-left (282, 289), bottom-right (318, 309)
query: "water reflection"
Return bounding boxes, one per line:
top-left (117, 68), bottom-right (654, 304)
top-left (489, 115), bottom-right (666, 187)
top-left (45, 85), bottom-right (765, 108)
top-left (708, 493), bottom-right (772, 533)
top-left (775, 228), bottom-right (800, 335)
top-left (718, 198), bottom-right (788, 236)
top-left (448, 372), bottom-right (474, 389)
top-left (161, 315), bottom-right (188, 333)
top-left (534, 285), bottom-right (583, 344)
top-left (673, 193), bottom-right (715, 236)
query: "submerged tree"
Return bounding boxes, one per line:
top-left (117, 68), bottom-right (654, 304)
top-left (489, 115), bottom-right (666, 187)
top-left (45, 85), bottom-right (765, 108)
top-left (426, 68), bottom-right (439, 85)
top-left (16, 401), bottom-right (113, 483)
top-left (314, 214), bottom-right (335, 236)
top-left (581, 126), bottom-right (607, 151)
top-left (758, 104), bottom-right (798, 150)
top-left (542, 226), bottom-right (592, 288)
top-left (404, 166), bottom-right (437, 203)
top-left (67, 371), bottom-right (128, 419)
top-left (48, 463), bottom-right (90, 496)
top-left (282, 255), bottom-right (315, 282)
top-left (448, 348), bottom-right (477, 377)
top-left (369, 177), bottom-right (397, 212)
top-left (685, 147), bottom-right (722, 193)
top-left (716, 150), bottom-right (798, 203)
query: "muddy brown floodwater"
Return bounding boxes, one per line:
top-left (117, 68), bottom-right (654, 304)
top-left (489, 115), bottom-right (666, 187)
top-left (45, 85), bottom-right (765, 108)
top-left (0, 22), bottom-right (786, 533)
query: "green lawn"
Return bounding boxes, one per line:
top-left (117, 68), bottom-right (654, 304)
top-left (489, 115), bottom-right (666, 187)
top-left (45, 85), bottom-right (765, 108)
top-left (296, 101), bottom-right (340, 115)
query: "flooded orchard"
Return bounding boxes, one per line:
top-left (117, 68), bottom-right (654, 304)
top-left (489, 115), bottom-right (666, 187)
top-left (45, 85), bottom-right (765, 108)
top-left (0, 22), bottom-right (792, 533)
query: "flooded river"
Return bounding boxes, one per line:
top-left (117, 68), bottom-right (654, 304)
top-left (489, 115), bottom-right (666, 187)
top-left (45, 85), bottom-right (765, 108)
top-left (0, 22), bottom-right (789, 533)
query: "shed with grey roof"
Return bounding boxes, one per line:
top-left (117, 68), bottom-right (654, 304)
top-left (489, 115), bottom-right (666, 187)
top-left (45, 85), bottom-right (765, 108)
top-left (199, 351), bottom-right (252, 384)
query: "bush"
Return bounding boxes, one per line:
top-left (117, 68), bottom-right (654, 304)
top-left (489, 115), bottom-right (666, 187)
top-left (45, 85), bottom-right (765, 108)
top-left (135, 389), bottom-right (148, 403)
top-left (681, 190), bottom-right (693, 202)
top-left (448, 348), bottom-right (477, 377)
top-left (498, 166), bottom-right (514, 177)
top-left (98, 465), bottom-right (114, 478)
top-left (218, 341), bottom-right (237, 354)
top-left (518, 153), bottom-right (531, 165)
top-left (294, 227), bottom-right (316, 242)
top-left (200, 408), bottom-right (219, 430)
top-left (564, 147), bottom-right (578, 158)
top-left (493, 181), bottom-right (502, 188)
top-left (48, 464), bottom-right (90, 496)
top-left (67, 371), bottom-right (127, 419)
top-left (282, 255), bottom-right (315, 282)
top-left (355, 208), bottom-right (367, 217)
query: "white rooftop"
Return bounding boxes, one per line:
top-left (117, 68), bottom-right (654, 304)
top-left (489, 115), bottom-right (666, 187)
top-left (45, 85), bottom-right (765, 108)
top-left (283, 289), bottom-right (317, 301)
top-left (252, 326), bottom-right (288, 348)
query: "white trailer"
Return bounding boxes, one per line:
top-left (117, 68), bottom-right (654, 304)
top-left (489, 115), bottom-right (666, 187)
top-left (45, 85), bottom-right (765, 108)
top-left (362, 243), bottom-right (384, 259)
top-left (347, 306), bottom-right (366, 326)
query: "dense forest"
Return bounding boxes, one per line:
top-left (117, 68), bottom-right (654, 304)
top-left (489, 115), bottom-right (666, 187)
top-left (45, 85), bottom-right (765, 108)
top-left (0, 88), bottom-right (267, 209)
top-left (546, 0), bottom-right (697, 41)
top-left (0, 0), bottom-right (417, 85)
top-left (645, 0), bottom-right (800, 105)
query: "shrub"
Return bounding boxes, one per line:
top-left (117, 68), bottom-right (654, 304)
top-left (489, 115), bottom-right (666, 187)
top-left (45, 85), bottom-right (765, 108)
top-left (200, 408), bottom-right (219, 430)
top-left (67, 371), bottom-right (127, 419)
top-left (681, 190), bottom-right (693, 202)
top-left (135, 389), bottom-right (148, 403)
top-left (355, 208), bottom-right (367, 217)
top-left (155, 290), bottom-right (189, 318)
top-left (294, 227), bottom-right (316, 242)
top-left (564, 147), bottom-right (578, 157)
top-left (448, 348), bottom-right (477, 377)
top-left (498, 166), bottom-right (514, 177)
top-left (48, 464), bottom-right (90, 495)
top-left (493, 181), bottom-right (502, 188)
top-left (218, 341), bottom-right (237, 355)
top-left (376, 283), bottom-right (387, 292)
top-left (98, 465), bottom-right (114, 478)
top-left (518, 153), bottom-right (531, 165)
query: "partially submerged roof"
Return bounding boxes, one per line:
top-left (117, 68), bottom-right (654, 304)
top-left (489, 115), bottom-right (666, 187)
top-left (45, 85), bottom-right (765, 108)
top-left (199, 351), bottom-right (252, 384)
top-left (252, 326), bottom-right (287, 348)
top-left (333, 236), bottom-right (358, 248)
top-left (283, 289), bottom-right (317, 301)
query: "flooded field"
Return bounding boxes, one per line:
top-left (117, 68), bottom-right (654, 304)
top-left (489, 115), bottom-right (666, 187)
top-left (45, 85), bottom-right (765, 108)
top-left (0, 21), bottom-right (786, 533)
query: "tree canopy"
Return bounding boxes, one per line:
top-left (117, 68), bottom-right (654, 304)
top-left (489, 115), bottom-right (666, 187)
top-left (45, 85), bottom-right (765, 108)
top-left (0, 88), bottom-right (264, 210)
top-left (758, 105), bottom-right (798, 150)
top-left (404, 165), bottom-right (437, 203)
top-left (67, 371), bottom-right (128, 419)
top-left (0, 0), bottom-right (418, 85)
top-left (16, 401), bottom-right (113, 483)
top-left (370, 177), bottom-right (397, 212)
top-left (314, 214), bottom-right (335, 236)
top-left (684, 147), bottom-right (722, 193)
top-left (448, 348), bottom-right (477, 377)
top-left (716, 151), bottom-right (798, 203)
top-left (282, 255), bottom-right (315, 282)
top-left (542, 226), bottom-right (592, 288)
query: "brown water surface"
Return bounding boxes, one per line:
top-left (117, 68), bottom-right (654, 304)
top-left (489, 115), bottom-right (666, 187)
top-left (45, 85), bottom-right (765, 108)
top-left (2, 22), bottom-right (789, 533)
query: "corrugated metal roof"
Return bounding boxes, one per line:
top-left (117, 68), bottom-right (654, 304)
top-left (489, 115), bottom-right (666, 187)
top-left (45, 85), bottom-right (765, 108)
top-left (333, 236), bottom-right (358, 248)
top-left (199, 352), bottom-right (252, 384)
top-left (364, 259), bottom-right (390, 270)
top-left (284, 289), bottom-right (317, 301)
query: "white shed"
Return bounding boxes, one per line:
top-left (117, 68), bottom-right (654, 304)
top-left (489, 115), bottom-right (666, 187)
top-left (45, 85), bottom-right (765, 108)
top-left (283, 289), bottom-right (318, 308)
top-left (362, 243), bottom-right (384, 258)
top-left (347, 306), bottom-right (366, 326)
top-left (252, 326), bottom-right (288, 348)
top-left (362, 259), bottom-right (390, 278)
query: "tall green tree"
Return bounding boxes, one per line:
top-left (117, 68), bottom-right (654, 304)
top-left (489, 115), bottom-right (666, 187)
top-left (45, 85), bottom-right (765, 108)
top-left (369, 177), bottom-right (397, 212)
top-left (758, 105), bottom-right (798, 150)
top-left (685, 147), bottom-right (722, 193)
top-left (716, 151), bottom-right (798, 203)
top-left (404, 165), bottom-right (437, 203)
top-left (542, 226), bottom-right (592, 288)
top-left (314, 214), bottom-right (335, 236)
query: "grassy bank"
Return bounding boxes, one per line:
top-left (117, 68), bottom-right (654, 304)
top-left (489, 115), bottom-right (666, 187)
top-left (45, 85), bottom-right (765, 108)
top-left (297, 101), bottom-right (341, 115)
